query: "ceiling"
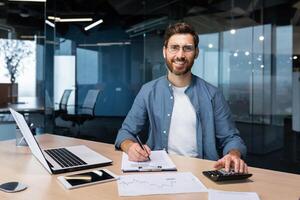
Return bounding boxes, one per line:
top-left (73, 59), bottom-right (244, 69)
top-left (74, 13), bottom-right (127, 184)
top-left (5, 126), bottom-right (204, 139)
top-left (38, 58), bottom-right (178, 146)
top-left (0, 0), bottom-right (299, 39)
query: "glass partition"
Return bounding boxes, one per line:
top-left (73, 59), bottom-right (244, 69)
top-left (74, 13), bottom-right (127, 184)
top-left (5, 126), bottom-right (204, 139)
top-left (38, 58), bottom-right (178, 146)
top-left (44, 0), bottom-right (300, 171)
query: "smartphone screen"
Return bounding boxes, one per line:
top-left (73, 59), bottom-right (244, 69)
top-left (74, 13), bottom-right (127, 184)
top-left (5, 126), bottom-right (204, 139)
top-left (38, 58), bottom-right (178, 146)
top-left (64, 170), bottom-right (114, 187)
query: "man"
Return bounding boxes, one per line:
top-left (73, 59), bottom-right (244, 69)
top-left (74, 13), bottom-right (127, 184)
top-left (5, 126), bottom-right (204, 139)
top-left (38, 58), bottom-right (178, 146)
top-left (115, 22), bottom-right (248, 173)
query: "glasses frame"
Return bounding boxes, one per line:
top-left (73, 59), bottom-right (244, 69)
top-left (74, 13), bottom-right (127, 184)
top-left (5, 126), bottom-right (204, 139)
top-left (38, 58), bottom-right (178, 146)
top-left (166, 44), bottom-right (196, 54)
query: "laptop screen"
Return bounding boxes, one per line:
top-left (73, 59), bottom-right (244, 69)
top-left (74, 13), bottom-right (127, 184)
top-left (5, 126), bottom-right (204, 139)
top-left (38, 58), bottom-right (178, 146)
top-left (10, 108), bottom-right (52, 174)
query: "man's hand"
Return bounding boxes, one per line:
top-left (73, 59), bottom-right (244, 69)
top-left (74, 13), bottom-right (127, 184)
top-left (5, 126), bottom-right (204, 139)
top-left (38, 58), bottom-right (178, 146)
top-left (213, 149), bottom-right (248, 173)
top-left (120, 140), bottom-right (151, 162)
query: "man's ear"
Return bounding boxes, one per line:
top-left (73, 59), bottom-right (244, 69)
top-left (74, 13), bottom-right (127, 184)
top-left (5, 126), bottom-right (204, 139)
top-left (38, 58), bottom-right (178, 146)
top-left (163, 46), bottom-right (166, 58)
top-left (194, 48), bottom-right (199, 59)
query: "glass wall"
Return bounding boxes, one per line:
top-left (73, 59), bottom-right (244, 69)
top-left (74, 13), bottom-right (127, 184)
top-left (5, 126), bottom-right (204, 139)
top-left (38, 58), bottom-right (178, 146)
top-left (44, 0), bottom-right (300, 171)
top-left (0, 0), bottom-right (45, 140)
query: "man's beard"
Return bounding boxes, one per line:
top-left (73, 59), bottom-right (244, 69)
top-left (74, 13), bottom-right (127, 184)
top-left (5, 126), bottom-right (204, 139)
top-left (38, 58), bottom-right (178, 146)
top-left (165, 56), bottom-right (194, 76)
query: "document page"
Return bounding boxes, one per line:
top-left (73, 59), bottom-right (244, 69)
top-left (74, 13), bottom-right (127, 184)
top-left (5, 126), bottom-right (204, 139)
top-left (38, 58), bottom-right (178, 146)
top-left (121, 150), bottom-right (177, 172)
top-left (208, 189), bottom-right (260, 200)
top-left (117, 172), bottom-right (207, 196)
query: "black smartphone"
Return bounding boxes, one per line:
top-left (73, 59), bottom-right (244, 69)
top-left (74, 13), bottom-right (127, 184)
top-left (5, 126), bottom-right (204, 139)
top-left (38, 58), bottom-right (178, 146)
top-left (57, 169), bottom-right (118, 189)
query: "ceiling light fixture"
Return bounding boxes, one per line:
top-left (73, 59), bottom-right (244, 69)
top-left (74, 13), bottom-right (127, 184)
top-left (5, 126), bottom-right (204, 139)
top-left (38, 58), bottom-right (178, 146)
top-left (47, 16), bottom-right (92, 22)
top-left (78, 41), bottom-right (131, 47)
top-left (45, 20), bottom-right (55, 28)
top-left (208, 43), bottom-right (213, 48)
top-left (230, 29), bottom-right (236, 35)
top-left (259, 35), bottom-right (264, 41)
top-left (84, 19), bottom-right (103, 31)
top-left (57, 18), bottom-right (93, 22)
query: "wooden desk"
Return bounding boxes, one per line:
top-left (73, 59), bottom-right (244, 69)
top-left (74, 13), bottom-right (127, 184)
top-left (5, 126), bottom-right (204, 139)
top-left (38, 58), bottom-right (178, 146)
top-left (0, 134), bottom-right (299, 200)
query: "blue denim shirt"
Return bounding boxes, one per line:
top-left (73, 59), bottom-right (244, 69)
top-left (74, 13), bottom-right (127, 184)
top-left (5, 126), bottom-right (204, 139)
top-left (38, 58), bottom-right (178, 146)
top-left (115, 74), bottom-right (247, 160)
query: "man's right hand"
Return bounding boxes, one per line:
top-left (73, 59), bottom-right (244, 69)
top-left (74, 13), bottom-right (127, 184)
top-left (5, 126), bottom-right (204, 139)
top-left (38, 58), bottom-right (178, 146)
top-left (120, 140), bottom-right (151, 162)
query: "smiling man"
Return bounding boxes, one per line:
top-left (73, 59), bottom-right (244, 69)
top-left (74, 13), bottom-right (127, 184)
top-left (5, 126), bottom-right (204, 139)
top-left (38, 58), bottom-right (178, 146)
top-left (115, 22), bottom-right (248, 173)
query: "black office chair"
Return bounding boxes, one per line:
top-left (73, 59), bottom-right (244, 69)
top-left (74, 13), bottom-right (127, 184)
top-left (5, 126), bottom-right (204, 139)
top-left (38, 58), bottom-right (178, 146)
top-left (54, 89), bottom-right (73, 118)
top-left (60, 89), bottom-right (100, 136)
top-left (52, 89), bottom-right (73, 135)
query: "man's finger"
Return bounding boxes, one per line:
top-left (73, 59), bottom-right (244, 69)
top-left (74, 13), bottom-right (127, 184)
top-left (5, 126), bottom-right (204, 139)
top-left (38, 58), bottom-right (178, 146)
top-left (213, 159), bottom-right (224, 169)
top-left (233, 158), bottom-right (240, 173)
top-left (224, 157), bottom-right (231, 172)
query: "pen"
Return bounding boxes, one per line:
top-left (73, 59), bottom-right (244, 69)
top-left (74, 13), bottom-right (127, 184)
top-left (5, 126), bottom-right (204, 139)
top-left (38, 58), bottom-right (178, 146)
top-left (135, 135), bottom-right (151, 161)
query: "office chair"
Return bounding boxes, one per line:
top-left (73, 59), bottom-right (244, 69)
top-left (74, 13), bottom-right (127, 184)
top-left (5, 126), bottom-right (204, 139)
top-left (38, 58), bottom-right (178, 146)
top-left (60, 89), bottom-right (100, 136)
top-left (54, 89), bottom-right (73, 117)
top-left (53, 89), bottom-right (73, 135)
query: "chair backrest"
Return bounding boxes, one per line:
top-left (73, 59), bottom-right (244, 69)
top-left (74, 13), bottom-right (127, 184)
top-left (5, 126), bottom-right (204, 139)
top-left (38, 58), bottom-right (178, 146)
top-left (79, 89), bottom-right (100, 116)
top-left (59, 89), bottom-right (72, 111)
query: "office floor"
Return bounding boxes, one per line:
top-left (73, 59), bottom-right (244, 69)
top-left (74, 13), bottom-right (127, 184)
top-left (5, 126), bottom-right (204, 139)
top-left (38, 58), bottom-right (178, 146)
top-left (53, 116), bottom-right (300, 175)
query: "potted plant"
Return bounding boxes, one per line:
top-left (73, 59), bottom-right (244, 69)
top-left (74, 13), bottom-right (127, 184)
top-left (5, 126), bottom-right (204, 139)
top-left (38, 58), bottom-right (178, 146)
top-left (0, 39), bottom-right (33, 103)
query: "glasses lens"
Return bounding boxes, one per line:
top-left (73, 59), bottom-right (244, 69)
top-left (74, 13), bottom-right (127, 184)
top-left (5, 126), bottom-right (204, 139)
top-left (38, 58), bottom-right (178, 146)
top-left (183, 45), bottom-right (195, 52)
top-left (167, 45), bottom-right (195, 53)
top-left (168, 45), bottom-right (179, 53)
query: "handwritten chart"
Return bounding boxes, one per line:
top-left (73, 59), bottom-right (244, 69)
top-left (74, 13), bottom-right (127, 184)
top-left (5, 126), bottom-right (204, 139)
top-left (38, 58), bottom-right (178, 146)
top-left (117, 172), bottom-right (207, 196)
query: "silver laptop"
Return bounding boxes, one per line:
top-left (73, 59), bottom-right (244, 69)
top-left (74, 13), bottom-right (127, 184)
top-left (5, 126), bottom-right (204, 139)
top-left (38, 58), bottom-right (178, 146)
top-left (10, 108), bottom-right (112, 174)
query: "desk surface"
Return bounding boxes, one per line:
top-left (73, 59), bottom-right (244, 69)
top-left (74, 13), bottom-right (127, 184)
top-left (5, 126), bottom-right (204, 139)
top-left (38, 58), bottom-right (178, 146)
top-left (0, 134), bottom-right (299, 200)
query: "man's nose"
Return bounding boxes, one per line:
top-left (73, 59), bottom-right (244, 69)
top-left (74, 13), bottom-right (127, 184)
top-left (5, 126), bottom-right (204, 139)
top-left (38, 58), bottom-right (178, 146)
top-left (176, 48), bottom-right (185, 58)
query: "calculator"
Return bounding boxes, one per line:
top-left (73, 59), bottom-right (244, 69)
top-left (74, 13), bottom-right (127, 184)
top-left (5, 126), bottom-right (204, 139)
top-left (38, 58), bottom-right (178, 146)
top-left (202, 169), bottom-right (252, 182)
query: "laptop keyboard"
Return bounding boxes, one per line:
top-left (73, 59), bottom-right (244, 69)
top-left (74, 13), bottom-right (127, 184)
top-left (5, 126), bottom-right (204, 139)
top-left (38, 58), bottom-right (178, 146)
top-left (44, 148), bottom-right (87, 168)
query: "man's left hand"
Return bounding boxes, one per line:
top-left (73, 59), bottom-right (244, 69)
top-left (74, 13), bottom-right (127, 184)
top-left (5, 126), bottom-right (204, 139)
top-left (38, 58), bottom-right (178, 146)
top-left (213, 149), bottom-right (248, 173)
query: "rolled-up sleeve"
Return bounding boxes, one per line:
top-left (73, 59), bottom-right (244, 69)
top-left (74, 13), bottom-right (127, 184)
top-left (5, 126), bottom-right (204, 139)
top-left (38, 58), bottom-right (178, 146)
top-left (213, 90), bottom-right (247, 158)
top-left (114, 86), bottom-right (148, 149)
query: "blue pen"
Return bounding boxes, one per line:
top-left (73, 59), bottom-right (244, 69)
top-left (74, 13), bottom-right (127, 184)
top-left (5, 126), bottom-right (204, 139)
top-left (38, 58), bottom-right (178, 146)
top-left (135, 135), bottom-right (151, 161)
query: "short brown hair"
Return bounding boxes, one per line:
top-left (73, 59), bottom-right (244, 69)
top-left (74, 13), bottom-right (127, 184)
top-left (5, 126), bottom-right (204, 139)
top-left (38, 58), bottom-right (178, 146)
top-left (163, 22), bottom-right (199, 47)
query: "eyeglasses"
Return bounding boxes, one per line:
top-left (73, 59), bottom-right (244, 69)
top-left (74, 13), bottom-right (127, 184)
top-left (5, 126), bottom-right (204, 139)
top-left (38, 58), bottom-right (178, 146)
top-left (167, 44), bottom-right (195, 54)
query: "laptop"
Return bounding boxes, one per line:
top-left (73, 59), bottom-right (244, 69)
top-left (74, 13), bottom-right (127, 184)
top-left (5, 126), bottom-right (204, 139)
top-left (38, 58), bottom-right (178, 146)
top-left (10, 108), bottom-right (112, 174)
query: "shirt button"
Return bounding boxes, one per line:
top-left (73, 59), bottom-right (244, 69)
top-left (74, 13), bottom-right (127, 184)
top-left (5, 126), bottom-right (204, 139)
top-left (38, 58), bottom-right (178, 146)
top-left (170, 96), bottom-right (173, 99)
top-left (163, 130), bottom-right (166, 134)
top-left (167, 114), bottom-right (170, 117)
top-left (168, 84), bottom-right (171, 87)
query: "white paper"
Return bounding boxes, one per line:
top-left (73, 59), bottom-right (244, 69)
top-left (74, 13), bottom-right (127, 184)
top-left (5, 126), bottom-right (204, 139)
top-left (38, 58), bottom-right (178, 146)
top-left (121, 150), bottom-right (177, 171)
top-left (117, 172), bottom-right (207, 196)
top-left (208, 189), bottom-right (260, 200)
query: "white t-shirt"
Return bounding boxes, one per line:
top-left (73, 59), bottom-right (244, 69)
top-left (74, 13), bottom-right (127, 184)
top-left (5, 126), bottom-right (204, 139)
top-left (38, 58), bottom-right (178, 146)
top-left (167, 85), bottom-right (198, 157)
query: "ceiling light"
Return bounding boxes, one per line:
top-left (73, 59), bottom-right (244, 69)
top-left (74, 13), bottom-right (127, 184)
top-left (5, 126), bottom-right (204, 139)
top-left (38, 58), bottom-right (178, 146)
top-left (233, 52), bottom-right (238, 57)
top-left (57, 18), bottom-right (93, 22)
top-left (230, 29), bottom-right (236, 34)
top-left (259, 36), bottom-right (264, 41)
top-left (20, 35), bottom-right (45, 39)
top-left (0, 2), bottom-right (5, 6)
top-left (45, 20), bottom-right (55, 28)
top-left (84, 19), bottom-right (103, 31)
top-left (293, 56), bottom-right (298, 60)
top-left (78, 41), bottom-right (131, 47)
top-left (208, 43), bottom-right (213, 48)
top-left (245, 51), bottom-right (250, 56)
top-left (96, 42), bottom-right (131, 46)
top-left (260, 64), bottom-right (264, 68)
top-left (47, 16), bottom-right (92, 22)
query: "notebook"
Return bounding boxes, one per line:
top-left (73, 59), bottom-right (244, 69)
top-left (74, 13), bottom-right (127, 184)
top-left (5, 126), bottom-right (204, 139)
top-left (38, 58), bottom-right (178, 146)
top-left (10, 108), bottom-right (112, 174)
top-left (121, 150), bottom-right (177, 172)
